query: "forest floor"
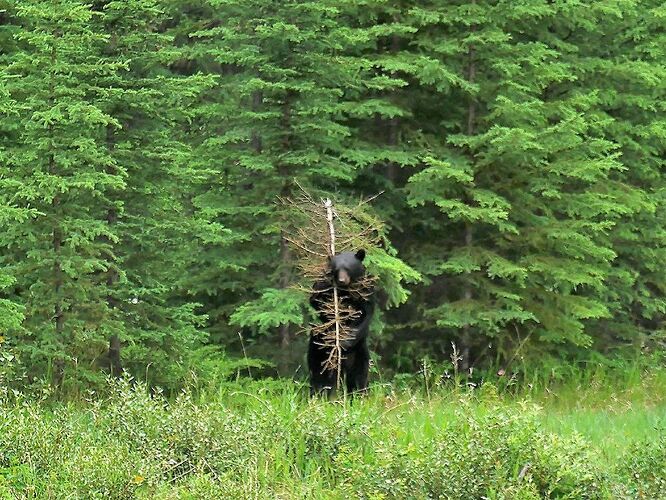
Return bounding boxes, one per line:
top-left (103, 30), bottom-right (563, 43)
top-left (0, 369), bottom-right (665, 499)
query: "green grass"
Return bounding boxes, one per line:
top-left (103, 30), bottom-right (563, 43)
top-left (542, 406), bottom-right (666, 464)
top-left (504, 367), bottom-right (666, 465)
top-left (1, 371), bottom-right (665, 499)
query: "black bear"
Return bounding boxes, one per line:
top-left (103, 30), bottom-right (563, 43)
top-left (308, 249), bottom-right (374, 396)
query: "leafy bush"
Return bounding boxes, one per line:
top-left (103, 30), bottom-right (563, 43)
top-left (615, 431), bottom-right (666, 498)
top-left (333, 395), bottom-right (609, 499)
top-left (0, 379), bottom-right (660, 498)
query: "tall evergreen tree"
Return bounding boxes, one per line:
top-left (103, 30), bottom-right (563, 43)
top-left (576, 0), bottom-right (666, 351)
top-left (0, 64), bottom-right (26, 338)
top-left (401, 1), bottom-right (631, 369)
top-left (0, 210), bottom-right (25, 336)
top-left (0, 0), bottom-right (127, 388)
top-left (0, 0), bottom-right (213, 389)
top-left (0, 0), bottom-right (663, 388)
top-left (178, 0), bottom-right (419, 371)
top-left (91, 0), bottom-right (215, 389)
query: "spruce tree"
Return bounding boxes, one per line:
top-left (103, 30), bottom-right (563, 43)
top-left (176, 0), bottom-right (418, 371)
top-left (575, 0), bottom-right (666, 350)
top-left (0, 0), bottom-right (129, 388)
top-left (91, 0), bottom-right (215, 389)
top-left (0, 0), bottom-right (662, 386)
top-left (0, 210), bottom-right (25, 335)
top-left (0, 64), bottom-right (25, 338)
top-left (402, 1), bottom-right (630, 368)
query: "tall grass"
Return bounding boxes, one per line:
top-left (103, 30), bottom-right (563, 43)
top-left (1, 373), bottom-right (664, 499)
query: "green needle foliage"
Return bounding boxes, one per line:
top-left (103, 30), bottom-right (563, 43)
top-left (0, 1), bottom-right (127, 389)
top-left (91, 0), bottom-right (216, 390)
top-left (0, 0), bottom-right (663, 391)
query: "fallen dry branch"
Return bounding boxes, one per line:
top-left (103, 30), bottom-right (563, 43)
top-left (279, 182), bottom-right (380, 388)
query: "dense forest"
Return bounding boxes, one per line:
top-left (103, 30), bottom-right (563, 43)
top-left (0, 0), bottom-right (664, 393)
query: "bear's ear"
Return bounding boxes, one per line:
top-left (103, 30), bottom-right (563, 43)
top-left (355, 249), bottom-right (366, 262)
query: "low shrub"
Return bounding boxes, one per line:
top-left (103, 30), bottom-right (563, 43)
top-left (615, 431), bottom-right (666, 498)
top-left (0, 379), bottom-right (660, 498)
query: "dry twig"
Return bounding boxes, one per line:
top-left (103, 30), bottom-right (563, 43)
top-left (279, 183), bottom-right (380, 388)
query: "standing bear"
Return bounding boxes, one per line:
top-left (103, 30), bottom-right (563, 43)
top-left (308, 249), bottom-right (374, 396)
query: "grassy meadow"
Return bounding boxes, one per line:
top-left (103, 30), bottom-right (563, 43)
top-left (1, 367), bottom-right (665, 499)
top-left (1, 2), bottom-right (665, 499)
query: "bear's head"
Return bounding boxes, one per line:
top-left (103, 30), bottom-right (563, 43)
top-left (328, 249), bottom-right (366, 287)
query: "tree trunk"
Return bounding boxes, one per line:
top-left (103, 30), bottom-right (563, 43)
top-left (52, 210), bottom-right (65, 387)
top-left (49, 40), bottom-right (65, 388)
top-left (461, 223), bottom-right (473, 373)
top-left (386, 34), bottom-right (400, 182)
top-left (277, 90), bottom-right (294, 374)
top-left (387, 116), bottom-right (399, 182)
top-left (277, 228), bottom-right (293, 375)
top-left (105, 124), bottom-right (123, 377)
top-left (105, 208), bottom-right (122, 377)
top-left (251, 90), bottom-right (263, 153)
top-left (50, 146), bottom-right (65, 386)
top-left (461, 17), bottom-right (477, 374)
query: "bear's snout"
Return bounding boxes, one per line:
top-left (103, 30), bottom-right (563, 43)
top-left (336, 269), bottom-right (351, 286)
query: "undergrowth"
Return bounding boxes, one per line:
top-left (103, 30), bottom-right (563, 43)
top-left (0, 373), bottom-right (665, 499)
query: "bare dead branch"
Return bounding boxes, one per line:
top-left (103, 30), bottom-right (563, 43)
top-left (277, 183), bottom-right (381, 382)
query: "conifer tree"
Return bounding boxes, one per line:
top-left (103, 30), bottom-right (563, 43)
top-left (91, 0), bottom-right (215, 388)
top-left (179, 0), bottom-right (419, 370)
top-left (403, 1), bottom-right (630, 367)
top-left (575, 0), bottom-right (666, 349)
top-left (0, 211), bottom-right (25, 335)
top-left (0, 0), bottom-right (128, 388)
top-left (0, 0), bottom-right (663, 386)
top-left (0, 70), bottom-right (26, 338)
top-left (0, 0), bottom-right (216, 390)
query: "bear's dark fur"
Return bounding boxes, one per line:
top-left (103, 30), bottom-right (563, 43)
top-left (308, 249), bottom-right (374, 396)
